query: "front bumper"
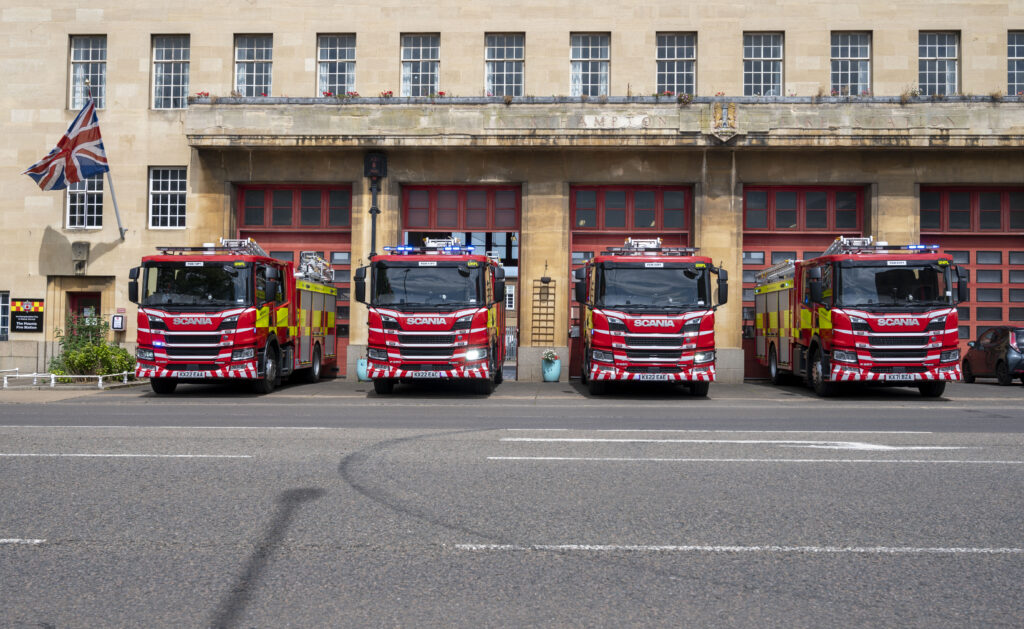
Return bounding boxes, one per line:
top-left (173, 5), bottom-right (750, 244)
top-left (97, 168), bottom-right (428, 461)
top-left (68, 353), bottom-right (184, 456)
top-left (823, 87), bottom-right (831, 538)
top-left (588, 362), bottom-right (716, 382)
top-left (829, 363), bottom-right (961, 382)
top-left (136, 361), bottom-right (258, 380)
top-left (368, 362), bottom-right (491, 380)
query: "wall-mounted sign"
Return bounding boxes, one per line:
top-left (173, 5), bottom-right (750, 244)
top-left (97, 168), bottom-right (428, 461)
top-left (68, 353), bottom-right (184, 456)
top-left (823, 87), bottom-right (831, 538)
top-left (111, 314), bottom-right (126, 331)
top-left (11, 298), bottom-right (44, 333)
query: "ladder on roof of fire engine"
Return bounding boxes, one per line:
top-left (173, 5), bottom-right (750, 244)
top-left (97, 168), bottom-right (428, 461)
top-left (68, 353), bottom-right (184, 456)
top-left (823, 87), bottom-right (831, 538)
top-left (155, 237), bottom-right (268, 257)
top-left (603, 237), bottom-right (699, 256)
top-left (755, 259), bottom-right (796, 284)
top-left (296, 251), bottom-right (333, 284)
top-left (821, 235), bottom-right (875, 257)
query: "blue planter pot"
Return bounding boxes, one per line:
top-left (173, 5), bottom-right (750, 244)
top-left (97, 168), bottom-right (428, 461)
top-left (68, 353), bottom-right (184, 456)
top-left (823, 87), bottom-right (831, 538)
top-left (356, 358), bottom-right (369, 382)
top-left (542, 359), bottom-right (561, 382)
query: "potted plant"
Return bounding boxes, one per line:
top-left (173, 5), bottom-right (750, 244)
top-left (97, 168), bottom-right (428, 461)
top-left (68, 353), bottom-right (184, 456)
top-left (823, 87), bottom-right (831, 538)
top-left (541, 349), bottom-right (560, 382)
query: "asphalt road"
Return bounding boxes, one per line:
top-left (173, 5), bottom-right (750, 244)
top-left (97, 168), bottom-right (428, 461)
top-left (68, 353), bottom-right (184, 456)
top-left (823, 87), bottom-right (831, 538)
top-left (1, 379), bottom-right (1022, 627)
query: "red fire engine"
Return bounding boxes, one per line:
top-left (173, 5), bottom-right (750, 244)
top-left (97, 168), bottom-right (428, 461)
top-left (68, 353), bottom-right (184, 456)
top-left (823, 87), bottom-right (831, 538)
top-left (753, 236), bottom-right (968, 397)
top-left (129, 238), bottom-right (337, 395)
top-left (354, 238), bottom-right (507, 395)
top-left (573, 238), bottom-right (729, 396)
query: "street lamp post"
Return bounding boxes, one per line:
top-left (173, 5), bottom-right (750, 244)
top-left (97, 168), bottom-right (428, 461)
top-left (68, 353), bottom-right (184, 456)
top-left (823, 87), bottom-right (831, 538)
top-left (364, 152), bottom-right (388, 258)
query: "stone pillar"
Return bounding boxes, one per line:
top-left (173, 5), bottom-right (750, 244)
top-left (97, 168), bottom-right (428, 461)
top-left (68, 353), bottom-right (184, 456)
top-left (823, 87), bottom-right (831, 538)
top-left (874, 177), bottom-right (918, 246)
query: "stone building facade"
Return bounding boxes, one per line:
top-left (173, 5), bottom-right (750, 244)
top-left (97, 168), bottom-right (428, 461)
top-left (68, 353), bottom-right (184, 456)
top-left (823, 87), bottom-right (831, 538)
top-left (2, 1), bottom-right (1023, 382)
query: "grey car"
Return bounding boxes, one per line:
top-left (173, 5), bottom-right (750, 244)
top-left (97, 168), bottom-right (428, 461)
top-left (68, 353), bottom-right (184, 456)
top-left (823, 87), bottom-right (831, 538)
top-left (962, 326), bottom-right (1024, 386)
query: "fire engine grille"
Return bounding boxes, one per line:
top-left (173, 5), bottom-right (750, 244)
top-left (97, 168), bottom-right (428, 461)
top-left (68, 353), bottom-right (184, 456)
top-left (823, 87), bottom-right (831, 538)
top-left (868, 349), bottom-right (928, 360)
top-left (166, 347), bottom-right (224, 358)
top-left (164, 334), bottom-right (223, 345)
top-left (399, 334), bottom-right (454, 345)
top-left (167, 363), bottom-right (218, 372)
top-left (868, 336), bottom-right (927, 347)
top-left (625, 366), bottom-right (675, 374)
top-left (399, 363), bottom-right (454, 370)
top-left (625, 350), bottom-right (681, 361)
top-left (870, 366), bottom-right (927, 374)
top-left (400, 347), bottom-right (454, 358)
top-left (625, 336), bottom-right (682, 347)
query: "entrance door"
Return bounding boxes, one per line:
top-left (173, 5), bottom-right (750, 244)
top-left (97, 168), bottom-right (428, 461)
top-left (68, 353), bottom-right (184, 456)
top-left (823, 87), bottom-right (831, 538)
top-left (68, 291), bottom-right (101, 324)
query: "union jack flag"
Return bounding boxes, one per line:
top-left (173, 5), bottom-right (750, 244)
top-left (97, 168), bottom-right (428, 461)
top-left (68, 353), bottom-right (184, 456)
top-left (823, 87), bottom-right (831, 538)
top-left (23, 99), bottom-right (109, 191)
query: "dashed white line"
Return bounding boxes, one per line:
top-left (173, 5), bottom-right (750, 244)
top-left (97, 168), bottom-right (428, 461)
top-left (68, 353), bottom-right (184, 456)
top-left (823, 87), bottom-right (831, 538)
top-left (504, 429), bottom-right (935, 434)
top-left (500, 438), bottom-right (964, 451)
top-left (487, 456), bottom-right (1024, 464)
top-left (455, 543), bottom-right (1024, 555)
top-left (0, 538), bottom-right (45, 545)
top-left (0, 453), bottom-right (251, 459)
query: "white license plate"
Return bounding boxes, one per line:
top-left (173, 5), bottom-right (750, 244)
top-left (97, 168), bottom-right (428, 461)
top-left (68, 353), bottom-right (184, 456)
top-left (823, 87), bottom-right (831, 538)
top-left (176, 371), bottom-right (207, 378)
top-left (408, 371), bottom-right (441, 378)
top-left (635, 373), bottom-right (670, 381)
top-left (884, 373), bottom-right (915, 381)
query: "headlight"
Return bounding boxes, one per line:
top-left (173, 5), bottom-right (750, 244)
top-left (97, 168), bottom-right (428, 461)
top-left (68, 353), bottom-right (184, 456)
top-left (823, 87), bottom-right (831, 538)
top-left (465, 348), bottom-right (488, 361)
top-left (231, 347), bottom-right (255, 361)
top-left (927, 316), bottom-right (947, 332)
top-left (592, 349), bottom-right (614, 362)
top-left (136, 347), bottom-right (154, 361)
top-left (848, 315), bottom-right (869, 332)
top-left (367, 347), bottom-right (389, 360)
top-left (380, 314), bottom-right (399, 330)
top-left (694, 350), bottom-right (716, 364)
top-left (453, 314), bottom-right (474, 330)
top-left (605, 316), bottom-right (626, 332)
top-left (832, 349), bottom-right (858, 363)
top-left (682, 317), bottom-right (702, 333)
top-left (219, 315), bottom-right (239, 330)
top-left (940, 349), bottom-right (960, 363)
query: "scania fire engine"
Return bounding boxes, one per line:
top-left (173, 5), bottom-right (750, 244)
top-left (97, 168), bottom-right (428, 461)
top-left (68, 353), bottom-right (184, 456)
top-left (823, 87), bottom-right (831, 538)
top-left (129, 238), bottom-right (337, 394)
top-left (354, 238), bottom-right (507, 394)
top-left (573, 238), bottom-right (729, 396)
top-left (753, 235), bottom-right (968, 397)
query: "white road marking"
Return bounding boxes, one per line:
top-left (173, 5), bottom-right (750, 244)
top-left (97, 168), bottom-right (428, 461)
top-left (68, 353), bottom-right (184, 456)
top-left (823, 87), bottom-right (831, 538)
top-left (0, 425), bottom-right (332, 430)
top-left (504, 429), bottom-right (935, 434)
top-left (0, 538), bottom-right (45, 545)
top-left (488, 456), bottom-right (1024, 464)
top-left (455, 543), bottom-right (1024, 555)
top-left (0, 453), bottom-right (251, 459)
top-left (500, 437), bottom-right (964, 451)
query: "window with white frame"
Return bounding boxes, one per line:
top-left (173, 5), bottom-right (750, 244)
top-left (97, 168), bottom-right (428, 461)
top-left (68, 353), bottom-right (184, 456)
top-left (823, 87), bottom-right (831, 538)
top-left (743, 33), bottom-right (783, 96)
top-left (401, 34), bottom-right (439, 97)
top-left (919, 32), bottom-right (959, 96)
top-left (505, 284), bottom-right (515, 311)
top-left (0, 292), bottom-right (8, 341)
top-left (318, 34), bottom-right (356, 96)
top-left (149, 167), bottom-right (187, 229)
top-left (486, 33), bottom-right (524, 97)
top-left (656, 33), bottom-right (696, 95)
top-left (70, 36), bottom-right (106, 108)
top-left (235, 35), bottom-right (273, 97)
top-left (571, 33), bottom-right (609, 97)
top-left (1009, 31), bottom-right (1024, 95)
top-left (831, 32), bottom-right (871, 96)
top-left (67, 175), bottom-right (103, 229)
top-left (153, 35), bottom-right (190, 109)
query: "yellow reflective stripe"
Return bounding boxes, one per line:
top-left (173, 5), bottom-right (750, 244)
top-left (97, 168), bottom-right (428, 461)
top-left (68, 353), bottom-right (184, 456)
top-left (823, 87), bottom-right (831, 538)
top-left (755, 280), bottom-right (793, 295)
top-left (295, 280), bottom-right (338, 296)
top-left (800, 308), bottom-right (812, 330)
top-left (818, 308), bottom-right (832, 330)
top-left (327, 311), bottom-right (335, 327)
top-left (276, 306), bottom-right (288, 327)
top-left (768, 310), bottom-right (778, 331)
top-left (289, 326), bottom-right (297, 336)
top-left (255, 306), bottom-right (270, 328)
top-left (755, 313), bottom-right (764, 330)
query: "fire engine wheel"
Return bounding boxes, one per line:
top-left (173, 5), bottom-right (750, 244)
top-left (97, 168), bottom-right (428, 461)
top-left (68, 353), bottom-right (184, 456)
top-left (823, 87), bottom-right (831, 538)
top-left (810, 349), bottom-right (837, 398)
top-left (588, 377), bottom-right (606, 396)
top-left (996, 361), bottom-right (1013, 386)
top-left (150, 378), bottom-right (177, 395)
top-left (580, 355), bottom-right (590, 384)
top-left (769, 345), bottom-right (785, 385)
top-left (373, 378), bottom-right (395, 394)
top-left (301, 345), bottom-right (322, 383)
top-left (492, 345), bottom-right (503, 385)
top-left (961, 360), bottom-right (975, 383)
top-left (689, 381), bottom-right (710, 397)
top-left (918, 381), bottom-right (946, 397)
top-left (254, 345), bottom-right (278, 394)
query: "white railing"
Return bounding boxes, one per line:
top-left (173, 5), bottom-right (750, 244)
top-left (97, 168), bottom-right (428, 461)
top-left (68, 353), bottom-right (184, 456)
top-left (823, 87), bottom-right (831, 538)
top-left (2, 371), bottom-right (132, 390)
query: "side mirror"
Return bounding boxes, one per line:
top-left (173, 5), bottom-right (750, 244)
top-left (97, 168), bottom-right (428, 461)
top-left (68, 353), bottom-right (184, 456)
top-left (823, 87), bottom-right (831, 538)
top-left (715, 268), bottom-right (728, 306)
top-left (128, 266), bottom-right (139, 280)
top-left (807, 267), bottom-right (822, 280)
top-left (967, 341), bottom-right (977, 348)
top-left (354, 266), bottom-right (367, 304)
top-left (809, 281), bottom-right (824, 305)
top-left (573, 268), bottom-right (586, 304)
top-left (128, 281), bottom-right (139, 304)
top-left (956, 266), bottom-right (969, 303)
top-left (265, 280), bottom-right (280, 304)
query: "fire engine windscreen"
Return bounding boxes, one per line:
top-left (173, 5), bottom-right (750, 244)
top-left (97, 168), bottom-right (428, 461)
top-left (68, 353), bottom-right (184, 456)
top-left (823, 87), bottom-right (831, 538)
top-left (595, 263), bottom-right (709, 309)
top-left (142, 262), bottom-right (251, 307)
top-left (372, 263), bottom-right (483, 308)
top-left (837, 263), bottom-right (952, 307)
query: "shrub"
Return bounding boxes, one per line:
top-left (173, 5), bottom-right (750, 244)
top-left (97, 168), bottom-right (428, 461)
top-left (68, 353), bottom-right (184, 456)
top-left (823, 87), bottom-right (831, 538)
top-left (49, 315), bottom-right (135, 378)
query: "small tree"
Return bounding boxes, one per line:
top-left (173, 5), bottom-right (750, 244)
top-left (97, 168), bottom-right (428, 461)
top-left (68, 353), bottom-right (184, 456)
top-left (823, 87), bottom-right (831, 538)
top-left (49, 314), bottom-right (135, 378)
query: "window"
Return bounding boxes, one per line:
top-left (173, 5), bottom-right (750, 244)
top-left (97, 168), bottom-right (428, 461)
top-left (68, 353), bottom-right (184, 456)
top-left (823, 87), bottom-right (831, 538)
top-left (149, 167), bottom-right (186, 229)
top-left (571, 33), bottom-right (609, 97)
top-left (656, 33), bottom-right (696, 95)
top-left (1011, 32), bottom-right (1024, 95)
top-left (403, 186), bottom-right (520, 231)
top-left (240, 186), bottom-right (351, 229)
top-left (505, 284), bottom-right (516, 311)
top-left (67, 175), bottom-right (103, 229)
top-left (571, 187), bottom-right (690, 231)
top-left (401, 34), bottom-right (439, 97)
top-left (70, 36), bottom-right (106, 108)
top-left (920, 188), bottom-right (1024, 233)
top-left (744, 187), bottom-right (863, 231)
top-left (831, 32), bottom-right (870, 96)
top-left (153, 35), bottom-right (190, 109)
top-left (919, 32), bottom-right (959, 96)
top-left (486, 33), bottom-right (524, 97)
top-left (235, 35), bottom-right (273, 97)
top-left (743, 33), bottom-right (783, 96)
top-left (0, 292), bottom-right (8, 341)
top-left (317, 34), bottom-right (356, 96)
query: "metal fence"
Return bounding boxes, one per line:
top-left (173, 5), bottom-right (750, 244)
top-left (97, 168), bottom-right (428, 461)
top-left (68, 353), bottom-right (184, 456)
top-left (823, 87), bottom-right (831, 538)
top-left (504, 325), bottom-right (518, 362)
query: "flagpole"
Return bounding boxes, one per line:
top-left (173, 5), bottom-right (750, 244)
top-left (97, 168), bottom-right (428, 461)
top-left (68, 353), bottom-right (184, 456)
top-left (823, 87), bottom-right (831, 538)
top-left (85, 80), bottom-right (126, 240)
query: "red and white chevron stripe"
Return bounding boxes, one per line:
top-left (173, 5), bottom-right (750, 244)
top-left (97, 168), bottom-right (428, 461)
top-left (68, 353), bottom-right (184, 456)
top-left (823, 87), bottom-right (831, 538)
top-left (588, 363), bottom-right (716, 382)
top-left (136, 361), bottom-right (258, 380)
top-left (829, 364), bottom-right (961, 382)
top-left (367, 364), bottom-right (490, 379)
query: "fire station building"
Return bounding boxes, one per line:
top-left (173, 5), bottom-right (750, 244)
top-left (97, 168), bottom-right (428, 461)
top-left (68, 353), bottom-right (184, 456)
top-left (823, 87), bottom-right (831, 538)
top-left (2, 1), bottom-right (1023, 382)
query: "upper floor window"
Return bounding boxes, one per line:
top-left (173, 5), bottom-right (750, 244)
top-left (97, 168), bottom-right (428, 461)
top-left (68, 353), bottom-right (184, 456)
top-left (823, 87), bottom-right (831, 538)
top-left (318, 34), bottom-right (356, 96)
top-left (67, 175), bottom-right (103, 229)
top-left (570, 33), bottom-right (609, 97)
top-left (235, 35), bottom-right (273, 97)
top-left (485, 33), bottom-right (524, 97)
top-left (240, 186), bottom-right (352, 230)
top-left (401, 34), bottom-right (439, 97)
top-left (571, 186), bottom-right (690, 231)
top-left (920, 188), bottom-right (1024, 232)
top-left (656, 33), bottom-right (696, 95)
top-left (70, 35), bottom-right (106, 108)
top-left (153, 35), bottom-right (190, 109)
top-left (1009, 31), bottom-right (1024, 95)
top-left (831, 32), bottom-right (871, 96)
top-left (743, 33), bottom-right (782, 96)
top-left (919, 32), bottom-right (959, 96)
top-left (149, 167), bottom-right (187, 229)
top-left (743, 187), bottom-right (862, 231)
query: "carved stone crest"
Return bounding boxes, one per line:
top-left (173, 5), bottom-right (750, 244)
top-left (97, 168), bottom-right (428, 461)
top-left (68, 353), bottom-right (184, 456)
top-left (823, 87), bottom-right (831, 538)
top-left (711, 102), bottom-right (739, 142)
